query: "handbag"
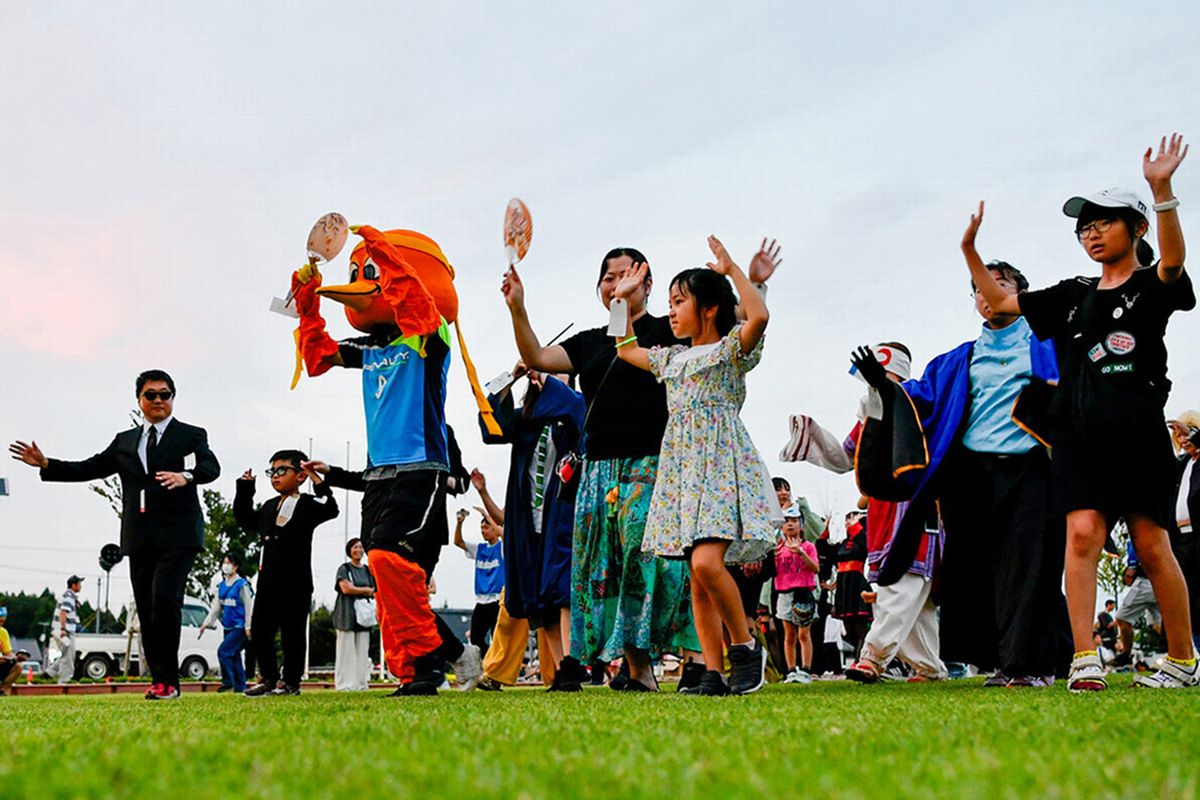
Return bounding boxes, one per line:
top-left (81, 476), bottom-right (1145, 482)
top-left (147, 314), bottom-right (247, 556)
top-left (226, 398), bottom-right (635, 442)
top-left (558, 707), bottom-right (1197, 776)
top-left (353, 597), bottom-right (377, 628)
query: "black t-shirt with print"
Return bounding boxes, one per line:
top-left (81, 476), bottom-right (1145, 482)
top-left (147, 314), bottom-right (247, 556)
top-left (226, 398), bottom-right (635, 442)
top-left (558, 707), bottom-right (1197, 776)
top-left (560, 313), bottom-right (684, 460)
top-left (1019, 267), bottom-right (1195, 435)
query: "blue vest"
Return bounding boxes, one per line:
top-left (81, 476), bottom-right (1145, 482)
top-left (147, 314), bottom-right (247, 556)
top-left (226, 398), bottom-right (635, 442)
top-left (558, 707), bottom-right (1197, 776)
top-left (473, 541), bottom-right (505, 598)
top-left (218, 577), bottom-right (249, 629)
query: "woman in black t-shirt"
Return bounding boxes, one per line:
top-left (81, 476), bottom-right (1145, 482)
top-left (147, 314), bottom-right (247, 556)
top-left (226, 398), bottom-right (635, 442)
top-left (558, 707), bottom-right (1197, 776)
top-left (964, 135), bottom-right (1197, 692)
top-left (500, 245), bottom-right (778, 691)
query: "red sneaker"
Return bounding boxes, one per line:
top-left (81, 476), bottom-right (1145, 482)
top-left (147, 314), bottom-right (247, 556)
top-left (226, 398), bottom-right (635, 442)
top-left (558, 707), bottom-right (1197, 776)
top-left (148, 683), bottom-right (181, 700)
top-left (144, 682), bottom-right (163, 700)
top-left (845, 660), bottom-right (881, 684)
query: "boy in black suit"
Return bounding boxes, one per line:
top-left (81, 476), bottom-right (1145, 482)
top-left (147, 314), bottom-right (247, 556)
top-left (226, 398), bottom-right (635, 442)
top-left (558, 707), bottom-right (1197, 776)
top-left (236, 449), bottom-right (338, 696)
top-left (10, 369), bottom-right (220, 700)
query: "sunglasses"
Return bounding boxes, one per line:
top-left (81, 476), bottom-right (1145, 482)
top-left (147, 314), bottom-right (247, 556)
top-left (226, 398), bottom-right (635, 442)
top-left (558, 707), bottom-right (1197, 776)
top-left (266, 466), bottom-right (298, 478)
top-left (141, 390), bottom-right (174, 401)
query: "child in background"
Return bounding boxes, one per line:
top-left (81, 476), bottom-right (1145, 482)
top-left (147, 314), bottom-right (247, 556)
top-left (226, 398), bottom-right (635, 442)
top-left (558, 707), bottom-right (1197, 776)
top-left (200, 551), bottom-right (254, 693)
top-left (236, 450), bottom-right (338, 696)
top-left (615, 235), bottom-right (778, 696)
top-left (774, 503), bottom-right (819, 684)
top-left (453, 508), bottom-right (505, 660)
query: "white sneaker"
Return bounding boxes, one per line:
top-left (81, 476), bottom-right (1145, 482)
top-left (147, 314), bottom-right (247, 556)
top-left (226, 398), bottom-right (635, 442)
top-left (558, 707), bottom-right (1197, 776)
top-left (453, 644), bottom-right (483, 691)
top-left (1134, 656), bottom-right (1200, 689)
top-left (1067, 653), bottom-right (1107, 693)
top-left (794, 669), bottom-right (813, 685)
top-left (783, 668), bottom-right (802, 684)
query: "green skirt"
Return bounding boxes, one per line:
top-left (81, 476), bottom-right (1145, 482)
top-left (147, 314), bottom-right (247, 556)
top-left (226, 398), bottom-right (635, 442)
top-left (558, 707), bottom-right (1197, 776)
top-left (569, 455), bottom-right (701, 663)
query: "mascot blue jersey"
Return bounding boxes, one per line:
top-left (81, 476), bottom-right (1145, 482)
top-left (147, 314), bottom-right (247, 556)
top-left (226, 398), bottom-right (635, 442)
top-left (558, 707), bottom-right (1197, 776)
top-left (338, 319), bottom-right (451, 472)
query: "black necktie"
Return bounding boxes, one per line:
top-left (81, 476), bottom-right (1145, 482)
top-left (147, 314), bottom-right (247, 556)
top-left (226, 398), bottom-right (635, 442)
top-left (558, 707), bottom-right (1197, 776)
top-left (146, 426), bottom-right (158, 465)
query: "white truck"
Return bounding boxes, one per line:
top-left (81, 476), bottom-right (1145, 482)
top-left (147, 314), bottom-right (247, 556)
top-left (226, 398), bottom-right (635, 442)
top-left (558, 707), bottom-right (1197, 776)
top-left (47, 596), bottom-right (222, 681)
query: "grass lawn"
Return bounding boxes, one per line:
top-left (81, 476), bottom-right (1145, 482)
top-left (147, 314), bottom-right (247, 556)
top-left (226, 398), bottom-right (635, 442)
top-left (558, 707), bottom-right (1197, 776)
top-left (1, 675), bottom-right (1197, 799)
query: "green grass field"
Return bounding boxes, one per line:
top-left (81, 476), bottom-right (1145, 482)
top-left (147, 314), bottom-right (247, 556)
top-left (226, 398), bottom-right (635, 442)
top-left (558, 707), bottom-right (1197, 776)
top-left (2, 675), bottom-right (1197, 799)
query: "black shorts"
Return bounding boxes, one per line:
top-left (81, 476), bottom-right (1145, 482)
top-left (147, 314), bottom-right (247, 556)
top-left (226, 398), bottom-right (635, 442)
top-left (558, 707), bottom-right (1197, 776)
top-left (361, 469), bottom-right (449, 567)
top-left (728, 562), bottom-right (768, 615)
top-left (1050, 424), bottom-right (1176, 530)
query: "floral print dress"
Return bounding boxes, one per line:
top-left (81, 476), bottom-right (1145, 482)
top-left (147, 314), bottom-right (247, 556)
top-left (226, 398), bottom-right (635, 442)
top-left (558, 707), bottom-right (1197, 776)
top-left (643, 325), bottom-right (780, 563)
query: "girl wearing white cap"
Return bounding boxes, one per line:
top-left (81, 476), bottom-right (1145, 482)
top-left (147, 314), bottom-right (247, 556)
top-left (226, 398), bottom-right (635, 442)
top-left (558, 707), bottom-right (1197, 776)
top-left (966, 134), bottom-right (1196, 691)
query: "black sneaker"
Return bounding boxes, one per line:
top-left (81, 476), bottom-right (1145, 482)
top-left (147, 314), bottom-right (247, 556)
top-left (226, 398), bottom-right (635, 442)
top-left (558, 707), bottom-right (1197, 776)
top-left (243, 682), bottom-right (277, 697)
top-left (388, 680), bottom-right (439, 697)
top-left (558, 656), bottom-right (590, 685)
top-left (548, 669), bottom-right (582, 693)
top-left (677, 660), bottom-right (706, 693)
top-left (590, 660), bottom-right (608, 686)
top-left (696, 670), bottom-right (730, 696)
top-left (268, 683), bottom-right (301, 696)
top-left (609, 660), bottom-right (630, 691)
top-left (728, 641), bottom-right (766, 695)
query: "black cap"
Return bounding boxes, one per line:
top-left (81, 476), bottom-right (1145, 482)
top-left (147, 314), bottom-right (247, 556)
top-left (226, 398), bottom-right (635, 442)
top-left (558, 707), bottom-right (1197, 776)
top-left (67, 575), bottom-right (84, 586)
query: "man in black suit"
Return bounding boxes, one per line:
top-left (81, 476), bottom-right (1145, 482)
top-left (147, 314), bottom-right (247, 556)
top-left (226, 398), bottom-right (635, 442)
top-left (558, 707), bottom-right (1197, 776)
top-left (1169, 413), bottom-right (1200, 651)
top-left (9, 369), bottom-right (220, 700)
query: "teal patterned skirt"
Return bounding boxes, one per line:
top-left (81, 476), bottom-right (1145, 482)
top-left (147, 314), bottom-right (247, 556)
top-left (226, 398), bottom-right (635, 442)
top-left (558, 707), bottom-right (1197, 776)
top-left (569, 455), bottom-right (701, 663)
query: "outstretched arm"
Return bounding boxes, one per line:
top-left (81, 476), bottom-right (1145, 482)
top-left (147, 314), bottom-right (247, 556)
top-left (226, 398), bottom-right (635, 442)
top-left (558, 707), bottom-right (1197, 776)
top-left (1144, 134), bottom-right (1188, 283)
top-left (471, 469), bottom-right (506, 525)
top-left (962, 202), bottom-right (1021, 316)
top-left (292, 265), bottom-right (344, 377)
top-left (708, 236), bottom-right (768, 353)
top-left (501, 267), bottom-right (575, 373)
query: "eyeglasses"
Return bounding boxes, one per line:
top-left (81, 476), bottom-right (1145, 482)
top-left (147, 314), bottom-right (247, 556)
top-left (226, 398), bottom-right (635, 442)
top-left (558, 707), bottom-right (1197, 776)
top-left (141, 390), bottom-right (174, 402)
top-left (1076, 219), bottom-right (1115, 240)
top-left (266, 466), bottom-right (298, 477)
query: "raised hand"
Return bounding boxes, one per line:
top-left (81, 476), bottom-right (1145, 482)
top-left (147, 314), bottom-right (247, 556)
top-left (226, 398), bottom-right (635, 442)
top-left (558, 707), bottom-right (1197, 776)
top-left (748, 238), bottom-right (782, 283)
top-left (470, 468), bottom-right (487, 493)
top-left (300, 460), bottom-right (329, 475)
top-left (9, 440), bottom-right (48, 469)
top-left (500, 266), bottom-right (525, 310)
top-left (962, 201), bottom-right (985, 251)
top-left (511, 361), bottom-right (529, 381)
top-left (705, 236), bottom-right (737, 276)
top-left (456, 508), bottom-right (470, 523)
top-left (1144, 133), bottom-right (1188, 190)
top-left (850, 346), bottom-right (890, 390)
top-left (614, 262), bottom-right (649, 300)
top-left (239, 469), bottom-right (255, 483)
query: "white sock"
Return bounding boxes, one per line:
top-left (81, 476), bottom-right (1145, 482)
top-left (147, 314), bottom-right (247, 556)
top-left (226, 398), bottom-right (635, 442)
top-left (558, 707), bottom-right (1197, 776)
top-left (731, 639), bottom-right (754, 649)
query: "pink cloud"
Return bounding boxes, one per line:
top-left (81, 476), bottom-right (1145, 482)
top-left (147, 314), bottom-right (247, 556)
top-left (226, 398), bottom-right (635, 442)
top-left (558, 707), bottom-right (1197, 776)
top-left (0, 227), bottom-right (132, 357)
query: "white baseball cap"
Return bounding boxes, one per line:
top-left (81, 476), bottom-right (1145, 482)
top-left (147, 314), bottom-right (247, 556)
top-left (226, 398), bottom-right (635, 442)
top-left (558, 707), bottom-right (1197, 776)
top-left (1063, 187), bottom-right (1150, 222)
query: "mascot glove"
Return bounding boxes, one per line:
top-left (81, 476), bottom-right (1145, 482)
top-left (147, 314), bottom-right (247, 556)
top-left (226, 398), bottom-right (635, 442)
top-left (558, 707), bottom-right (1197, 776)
top-left (291, 269), bottom-right (339, 377)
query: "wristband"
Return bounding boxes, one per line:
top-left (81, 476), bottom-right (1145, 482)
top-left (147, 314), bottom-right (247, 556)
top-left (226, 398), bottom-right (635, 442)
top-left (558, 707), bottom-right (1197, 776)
top-left (1154, 198), bottom-right (1180, 212)
top-left (616, 335), bottom-right (638, 349)
top-left (752, 281), bottom-right (768, 298)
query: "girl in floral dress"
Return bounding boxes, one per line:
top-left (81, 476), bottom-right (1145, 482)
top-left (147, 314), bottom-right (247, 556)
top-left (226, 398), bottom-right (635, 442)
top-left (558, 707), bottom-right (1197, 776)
top-left (614, 236), bottom-right (779, 695)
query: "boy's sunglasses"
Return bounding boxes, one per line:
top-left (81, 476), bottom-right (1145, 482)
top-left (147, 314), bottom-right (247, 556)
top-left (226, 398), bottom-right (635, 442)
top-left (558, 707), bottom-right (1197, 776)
top-left (266, 466), bottom-right (298, 478)
top-left (141, 390), bottom-right (174, 401)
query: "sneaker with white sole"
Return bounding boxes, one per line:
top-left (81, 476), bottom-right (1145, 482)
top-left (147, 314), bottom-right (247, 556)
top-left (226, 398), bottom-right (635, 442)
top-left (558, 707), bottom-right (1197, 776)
top-left (728, 641), bottom-right (766, 695)
top-left (783, 668), bottom-right (803, 684)
top-left (452, 644), bottom-right (483, 691)
top-left (1068, 654), bottom-right (1107, 693)
top-left (1006, 675), bottom-right (1055, 688)
top-left (983, 671), bottom-right (1009, 688)
top-left (793, 669), bottom-right (813, 685)
top-left (1133, 657), bottom-right (1200, 689)
top-left (845, 659), bottom-right (882, 684)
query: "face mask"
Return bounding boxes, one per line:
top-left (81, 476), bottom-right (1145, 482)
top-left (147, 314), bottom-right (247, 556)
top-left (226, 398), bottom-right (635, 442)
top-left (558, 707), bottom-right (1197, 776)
top-left (221, 563), bottom-right (234, 576)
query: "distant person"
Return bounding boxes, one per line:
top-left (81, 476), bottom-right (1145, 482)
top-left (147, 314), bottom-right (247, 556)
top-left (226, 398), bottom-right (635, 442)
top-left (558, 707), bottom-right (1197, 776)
top-left (1114, 539), bottom-right (1162, 668)
top-left (453, 508), bottom-right (504, 660)
top-left (236, 451), bottom-right (339, 697)
top-left (51, 575), bottom-right (84, 684)
top-left (10, 369), bottom-right (221, 700)
top-left (200, 552), bottom-right (254, 693)
top-left (774, 504), bottom-right (819, 684)
top-left (1168, 413), bottom-right (1200, 651)
top-left (0, 607), bottom-right (31, 696)
top-left (1096, 600), bottom-right (1118, 655)
top-left (333, 538), bottom-right (376, 692)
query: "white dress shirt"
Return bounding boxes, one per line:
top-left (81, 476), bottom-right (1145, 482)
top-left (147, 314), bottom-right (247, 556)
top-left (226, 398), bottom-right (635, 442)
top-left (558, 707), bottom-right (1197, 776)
top-left (138, 416), bottom-right (174, 472)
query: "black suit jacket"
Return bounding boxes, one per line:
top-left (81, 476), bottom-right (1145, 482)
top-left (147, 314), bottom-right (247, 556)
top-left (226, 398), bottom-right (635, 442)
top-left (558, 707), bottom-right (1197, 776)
top-left (40, 419), bottom-right (220, 554)
top-left (1171, 456), bottom-right (1200, 537)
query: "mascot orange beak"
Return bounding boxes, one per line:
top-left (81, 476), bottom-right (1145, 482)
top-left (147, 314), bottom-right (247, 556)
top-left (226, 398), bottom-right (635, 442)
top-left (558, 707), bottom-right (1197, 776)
top-left (315, 280), bottom-right (381, 311)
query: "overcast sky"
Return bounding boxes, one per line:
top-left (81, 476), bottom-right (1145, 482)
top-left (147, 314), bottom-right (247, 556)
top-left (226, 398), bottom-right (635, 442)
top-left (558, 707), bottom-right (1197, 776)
top-left (3, 2), bottom-right (1199, 613)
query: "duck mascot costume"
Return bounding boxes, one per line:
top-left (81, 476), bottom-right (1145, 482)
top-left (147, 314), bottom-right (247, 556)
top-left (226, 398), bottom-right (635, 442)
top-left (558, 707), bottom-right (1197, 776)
top-left (289, 224), bottom-right (490, 694)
